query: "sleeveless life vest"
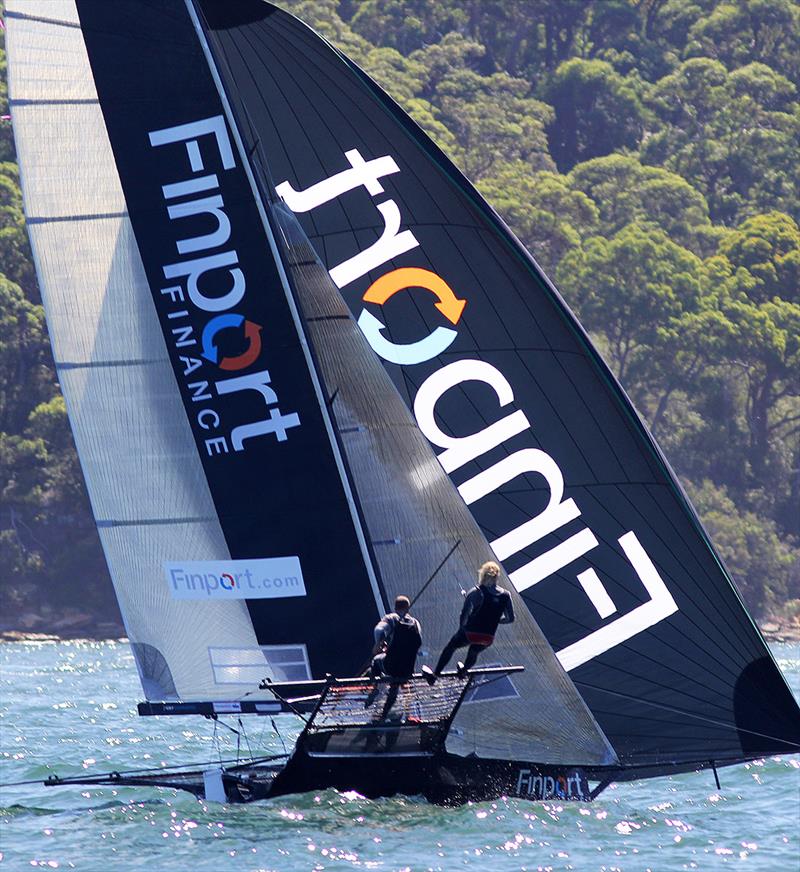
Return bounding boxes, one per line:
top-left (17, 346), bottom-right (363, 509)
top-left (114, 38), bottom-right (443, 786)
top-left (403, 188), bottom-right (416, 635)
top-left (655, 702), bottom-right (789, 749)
top-left (464, 586), bottom-right (509, 637)
top-left (382, 614), bottom-right (421, 678)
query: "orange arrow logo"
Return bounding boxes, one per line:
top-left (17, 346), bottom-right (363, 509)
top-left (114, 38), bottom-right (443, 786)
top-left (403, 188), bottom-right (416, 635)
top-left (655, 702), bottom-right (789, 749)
top-left (363, 267), bottom-right (466, 325)
top-left (219, 321), bottom-right (262, 371)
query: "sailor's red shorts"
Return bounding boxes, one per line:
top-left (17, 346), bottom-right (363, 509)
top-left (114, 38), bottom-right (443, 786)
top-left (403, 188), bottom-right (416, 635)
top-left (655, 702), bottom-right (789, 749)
top-left (464, 631), bottom-right (494, 647)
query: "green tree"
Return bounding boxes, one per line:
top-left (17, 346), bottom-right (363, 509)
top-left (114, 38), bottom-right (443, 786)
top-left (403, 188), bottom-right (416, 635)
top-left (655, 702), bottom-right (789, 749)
top-left (0, 274), bottom-right (51, 433)
top-left (687, 0), bottom-right (800, 81)
top-left (686, 478), bottom-right (797, 617)
top-left (349, 0), bottom-right (468, 56)
top-left (435, 69), bottom-right (555, 179)
top-left (567, 154), bottom-right (722, 254)
top-left (643, 59), bottom-right (799, 223)
top-left (713, 212), bottom-right (800, 492)
top-left (478, 164), bottom-right (598, 273)
top-left (546, 58), bottom-right (647, 170)
top-left (555, 223), bottom-right (706, 384)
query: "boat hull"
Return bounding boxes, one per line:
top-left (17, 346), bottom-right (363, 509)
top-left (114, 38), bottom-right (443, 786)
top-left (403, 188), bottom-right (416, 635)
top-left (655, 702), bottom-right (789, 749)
top-left (269, 748), bottom-right (591, 805)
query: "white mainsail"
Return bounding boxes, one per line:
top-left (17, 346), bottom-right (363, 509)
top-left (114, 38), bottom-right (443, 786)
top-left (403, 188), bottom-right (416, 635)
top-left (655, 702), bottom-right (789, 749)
top-left (6, 0), bottom-right (267, 701)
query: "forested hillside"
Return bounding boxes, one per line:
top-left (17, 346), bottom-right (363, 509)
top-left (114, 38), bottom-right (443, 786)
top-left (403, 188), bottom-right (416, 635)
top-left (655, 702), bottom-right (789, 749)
top-left (0, 0), bottom-right (798, 634)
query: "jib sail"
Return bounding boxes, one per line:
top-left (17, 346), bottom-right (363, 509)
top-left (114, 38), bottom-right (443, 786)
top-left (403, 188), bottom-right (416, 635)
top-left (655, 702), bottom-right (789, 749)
top-left (193, 0), bottom-right (800, 771)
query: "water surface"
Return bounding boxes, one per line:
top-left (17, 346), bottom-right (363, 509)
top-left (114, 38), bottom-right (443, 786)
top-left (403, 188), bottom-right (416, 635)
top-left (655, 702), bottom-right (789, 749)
top-left (1, 640), bottom-right (798, 870)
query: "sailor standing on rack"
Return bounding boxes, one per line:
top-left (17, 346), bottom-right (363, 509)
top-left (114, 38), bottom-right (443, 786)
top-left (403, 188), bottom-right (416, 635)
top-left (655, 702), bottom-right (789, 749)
top-left (424, 561), bottom-right (514, 684)
top-left (369, 595), bottom-right (422, 681)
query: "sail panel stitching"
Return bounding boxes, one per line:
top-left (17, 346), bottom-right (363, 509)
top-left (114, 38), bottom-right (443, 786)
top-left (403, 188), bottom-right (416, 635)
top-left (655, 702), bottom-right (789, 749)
top-left (56, 359), bottom-right (164, 371)
top-left (28, 212), bottom-right (128, 225)
top-left (10, 98), bottom-right (99, 106)
top-left (96, 517), bottom-right (216, 529)
top-left (4, 11), bottom-right (82, 29)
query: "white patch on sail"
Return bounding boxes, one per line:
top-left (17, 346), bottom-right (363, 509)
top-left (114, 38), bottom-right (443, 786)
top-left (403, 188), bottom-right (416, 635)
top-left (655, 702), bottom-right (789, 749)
top-left (556, 531), bottom-right (678, 671)
top-left (209, 644), bottom-right (311, 684)
top-left (164, 557), bottom-right (305, 600)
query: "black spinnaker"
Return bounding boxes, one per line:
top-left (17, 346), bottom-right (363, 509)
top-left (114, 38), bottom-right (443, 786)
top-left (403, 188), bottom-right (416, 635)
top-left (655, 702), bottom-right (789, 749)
top-left (192, 0), bottom-right (800, 775)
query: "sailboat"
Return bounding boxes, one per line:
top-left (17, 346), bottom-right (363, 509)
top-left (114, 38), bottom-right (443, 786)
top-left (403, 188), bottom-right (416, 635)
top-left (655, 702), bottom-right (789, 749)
top-left (6, 0), bottom-right (799, 806)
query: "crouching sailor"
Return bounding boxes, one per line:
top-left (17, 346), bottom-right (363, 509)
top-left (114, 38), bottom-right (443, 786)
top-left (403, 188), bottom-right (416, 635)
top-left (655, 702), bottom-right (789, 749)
top-left (370, 595), bottom-right (422, 681)
top-left (424, 561), bottom-right (514, 683)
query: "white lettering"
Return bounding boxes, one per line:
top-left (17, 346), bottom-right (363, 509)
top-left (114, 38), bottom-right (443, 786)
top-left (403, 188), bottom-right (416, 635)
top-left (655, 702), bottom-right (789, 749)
top-left (188, 380), bottom-right (211, 402)
top-left (171, 324), bottom-right (195, 348)
top-left (168, 195), bottom-right (232, 255)
top-left (197, 408), bottom-right (220, 430)
top-left (163, 173), bottom-right (218, 200)
top-left (276, 148), bottom-right (400, 213)
top-left (215, 370), bottom-right (301, 449)
top-left (149, 115), bottom-right (235, 173)
top-left (329, 200), bottom-right (419, 289)
top-left (179, 356), bottom-right (203, 376)
top-left (577, 568), bottom-right (617, 618)
top-left (414, 359), bottom-right (526, 473)
top-left (509, 528), bottom-right (599, 591)
top-left (556, 532), bottom-right (678, 671)
top-left (460, 449), bottom-right (581, 561)
top-left (205, 435), bottom-right (229, 456)
top-left (163, 250), bottom-right (245, 312)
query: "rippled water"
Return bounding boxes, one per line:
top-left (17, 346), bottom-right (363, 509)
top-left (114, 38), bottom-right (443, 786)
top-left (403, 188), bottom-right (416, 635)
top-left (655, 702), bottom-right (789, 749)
top-left (1, 640), bottom-right (798, 871)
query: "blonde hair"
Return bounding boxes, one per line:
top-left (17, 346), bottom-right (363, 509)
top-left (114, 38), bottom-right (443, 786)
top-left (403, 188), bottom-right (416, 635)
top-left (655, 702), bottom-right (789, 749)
top-left (478, 561), bottom-right (501, 586)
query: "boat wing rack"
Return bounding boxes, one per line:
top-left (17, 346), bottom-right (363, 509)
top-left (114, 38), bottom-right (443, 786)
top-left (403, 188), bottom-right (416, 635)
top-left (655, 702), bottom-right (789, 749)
top-left (299, 666), bottom-right (524, 758)
top-left (136, 666), bottom-right (523, 733)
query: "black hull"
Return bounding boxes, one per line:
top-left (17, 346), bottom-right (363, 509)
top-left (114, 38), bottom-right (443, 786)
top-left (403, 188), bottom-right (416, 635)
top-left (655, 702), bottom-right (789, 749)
top-left (44, 750), bottom-right (592, 805)
top-left (269, 748), bottom-right (590, 805)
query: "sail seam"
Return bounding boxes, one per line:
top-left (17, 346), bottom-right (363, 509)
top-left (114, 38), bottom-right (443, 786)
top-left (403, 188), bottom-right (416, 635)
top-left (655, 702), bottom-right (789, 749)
top-left (28, 212), bottom-right (128, 224)
top-left (96, 517), bottom-right (216, 529)
top-left (4, 11), bottom-right (82, 29)
top-left (10, 98), bottom-right (99, 106)
top-left (574, 681), bottom-right (800, 749)
top-left (305, 315), bottom-right (351, 322)
top-left (55, 359), bottom-right (164, 371)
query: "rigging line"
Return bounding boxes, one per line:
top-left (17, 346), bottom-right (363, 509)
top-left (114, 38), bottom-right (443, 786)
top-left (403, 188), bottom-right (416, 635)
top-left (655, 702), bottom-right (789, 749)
top-left (271, 717), bottom-right (288, 756)
top-left (495, 476), bottom-right (745, 693)
top-left (561, 482), bottom-right (750, 683)
top-left (238, 717), bottom-right (254, 762)
top-left (191, 2), bottom-right (387, 620)
top-left (572, 680), bottom-right (800, 749)
top-left (259, 679), bottom-right (310, 725)
top-left (640, 481), bottom-right (767, 651)
top-left (276, 13), bottom-right (470, 230)
top-left (226, 26), bottom-right (328, 241)
top-left (485, 365), bottom-right (752, 684)
top-left (409, 539), bottom-right (462, 608)
top-left (4, 10), bottom-right (82, 29)
top-left (519, 583), bottom-right (745, 706)
top-left (236, 21), bottom-right (421, 311)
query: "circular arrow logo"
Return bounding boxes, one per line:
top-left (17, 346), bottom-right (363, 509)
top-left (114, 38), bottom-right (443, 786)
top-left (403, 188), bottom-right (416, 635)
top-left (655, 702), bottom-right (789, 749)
top-left (201, 313), bottom-right (263, 371)
top-left (358, 267), bottom-right (466, 366)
